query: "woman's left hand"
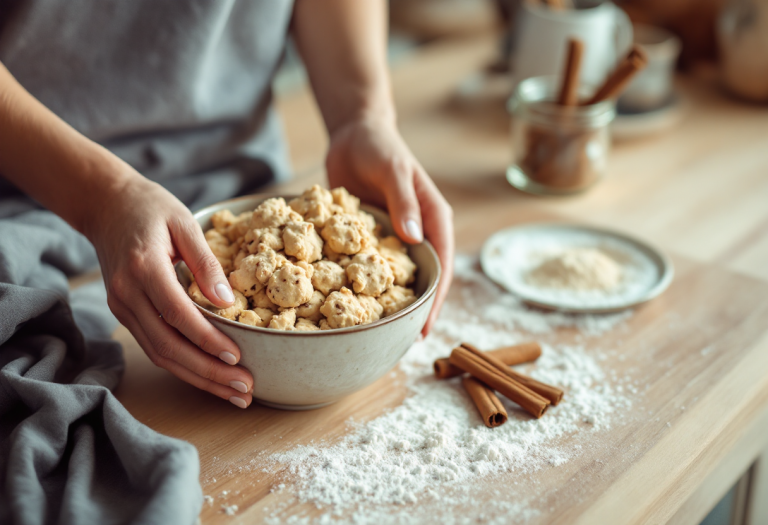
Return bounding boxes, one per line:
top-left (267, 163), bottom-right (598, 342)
top-left (326, 117), bottom-right (453, 335)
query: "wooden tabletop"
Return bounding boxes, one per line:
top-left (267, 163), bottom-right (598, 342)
top-left (113, 35), bottom-right (768, 524)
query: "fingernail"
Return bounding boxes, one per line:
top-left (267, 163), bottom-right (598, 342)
top-left (229, 396), bottom-right (247, 409)
top-left (405, 220), bottom-right (423, 242)
top-left (219, 351), bottom-right (238, 365)
top-left (215, 283), bottom-right (235, 304)
top-left (229, 380), bottom-right (249, 394)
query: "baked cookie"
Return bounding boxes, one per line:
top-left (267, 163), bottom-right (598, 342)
top-left (249, 287), bottom-right (278, 311)
top-left (245, 227), bottom-right (284, 253)
top-left (212, 290), bottom-right (249, 320)
top-left (357, 294), bottom-right (384, 325)
top-left (319, 287), bottom-right (366, 328)
top-left (288, 184), bottom-right (333, 215)
top-left (294, 259), bottom-right (314, 280)
top-left (311, 260), bottom-right (347, 296)
top-left (267, 263), bottom-right (314, 308)
top-left (283, 221), bottom-right (323, 262)
top-left (295, 318), bottom-right (321, 331)
top-left (321, 214), bottom-right (370, 255)
top-left (377, 285), bottom-right (417, 317)
top-left (268, 308), bottom-right (297, 331)
top-left (322, 243), bottom-right (353, 267)
top-left (187, 281), bottom-right (214, 309)
top-left (318, 318), bottom-right (332, 330)
top-left (205, 229), bottom-right (234, 274)
top-left (237, 308), bottom-right (275, 328)
top-left (296, 290), bottom-right (325, 322)
top-left (377, 236), bottom-right (417, 286)
top-left (331, 187), bottom-right (360, 214)
top-left (345, 252), bottom-right (394, 297)
top-left (251, 197), bottom-right (302, 229)
top-left (212, 210), bottom-right (252, 242)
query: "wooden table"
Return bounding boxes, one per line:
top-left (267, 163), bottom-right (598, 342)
top-left (113, 35), bottom-right (768, 524)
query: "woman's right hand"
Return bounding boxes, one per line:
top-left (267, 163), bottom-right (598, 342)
top-left (85, 170), bottom-right (255, 408)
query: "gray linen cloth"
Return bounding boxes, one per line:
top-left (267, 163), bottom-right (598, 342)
top-left (0, 197), bottom-right (200, 525)
top-left (0, 1), bottom-right (296, 523)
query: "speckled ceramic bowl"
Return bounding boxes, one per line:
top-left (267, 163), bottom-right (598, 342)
top-left (175, 194), bottom-right (440, 410)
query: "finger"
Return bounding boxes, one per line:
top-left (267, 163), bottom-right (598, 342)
top-left (168, 215), bottom-right (235, 308)
top-left (414, 168), bottom-right (454, 336)
top-left (144, 254), bottom-right (243, 365)
top-left (381, 157), bottom-right (424, 244)
top-left (133, 290), bottom-right (254, 395)
top-left (119, 304), bottom-right (252, 408)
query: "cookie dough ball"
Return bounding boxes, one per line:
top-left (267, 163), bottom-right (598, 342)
top-left (268, 308), bottom-right (297, 331)
top-left (357, 294), bottom-right (384, 325)
top-left (318, 318), bottom-right (332, 331)
top-left (321, 214), bottom-right (370, 255)
top-left (311, 260), bottom-right (348, 296)
top-left (249, 287), bottom-right (279, 311)
top-left (283, 221), bottom-right (323, 262)
top-left (251, 197), bottom-right (302, 229)
top-left (267, 263), bottom-right (314, 308)
top-left (212, 290), bottom-right (248, 320)
top-left (378, 236), bottom-right (417, 287)
top-left (320, 287), bottom-right (366, 328)
top-left (289, 184), bottom-right (333, 215)
top-left (296, 290), bottom-right (326, 322)
top-left (237, 308), bottom-right (275, 328)
top-left (245, 227), bottom-right (284, 253)
top-left (331, 187), bottom-right (360, 214)
top-left (295, 318), bottom-right (321, 331)
top-left (378, 285), bottom-right (417, 317)
top-left (345, 252), bottom-right (394, 297)
top-left (187, 281), bottom-right (214, 309)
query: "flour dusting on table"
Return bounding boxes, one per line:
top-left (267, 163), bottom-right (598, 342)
top-left (260, 255), bottom-right (635, 524)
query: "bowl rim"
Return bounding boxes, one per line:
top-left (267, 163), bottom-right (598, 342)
top-left (178, 193), bottom-right (442, 336)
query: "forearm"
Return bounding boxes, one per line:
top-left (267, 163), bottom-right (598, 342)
top-left (0, 62), bottom-right (133, 236)
top-left (291, 0), bottom-right (395, 134)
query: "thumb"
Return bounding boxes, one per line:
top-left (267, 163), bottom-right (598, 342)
top-left (170, 217), bottom-right (235, 308)
top-left (383, 158), bottom-right (423, 244)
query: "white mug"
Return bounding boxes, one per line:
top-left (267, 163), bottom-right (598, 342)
top-left (511, 2), bottom-right (633, 89)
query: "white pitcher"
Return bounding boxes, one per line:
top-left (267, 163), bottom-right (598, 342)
top-left (511, 1), bottom-right (633, 89)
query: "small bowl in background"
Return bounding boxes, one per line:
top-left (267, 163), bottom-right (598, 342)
top-left (175, 194), bottom-right (440, 410)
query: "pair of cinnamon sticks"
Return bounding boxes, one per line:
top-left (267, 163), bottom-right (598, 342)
top-left (522, 40), bottom-right (648, 191)
top-left (433, 342), bottom-right (563, 427)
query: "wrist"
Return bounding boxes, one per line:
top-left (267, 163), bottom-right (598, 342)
top-left (327, 93), bottom-right (397, 137)
top-left (74, 149), bottom-right (141, 242)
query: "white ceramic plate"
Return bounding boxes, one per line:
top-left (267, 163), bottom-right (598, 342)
top-left (480, 223), bottom-right (674, 313)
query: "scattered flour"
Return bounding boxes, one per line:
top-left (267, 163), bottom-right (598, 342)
top-left (260, 255), bottom-right (635, 524)
top-left (221, 504), bottom-right (238, 516)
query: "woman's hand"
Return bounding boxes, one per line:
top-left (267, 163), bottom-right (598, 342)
top-left (326, 117), bottom-right (454, 335)
top-left (85, 172), bottom-right (254, 408)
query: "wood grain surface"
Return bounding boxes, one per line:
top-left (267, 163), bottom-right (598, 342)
top-left (113, 35), bottom-right (768, 523)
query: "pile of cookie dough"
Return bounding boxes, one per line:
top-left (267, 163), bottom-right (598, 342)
top-left (187, 185), bottom-right (418, 331)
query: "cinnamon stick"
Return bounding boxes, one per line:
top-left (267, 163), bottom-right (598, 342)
top-left (558, 38), bottom-right (584, 106)
top-left (434, 342), bottom-right (542, 380)
top-left (449, 346), bottom-right (550, 418)
top-left (461, 343), bottom-right (564, 405)
top-left (462, 376), bottom-right (508, 428)
top-left (582, 45), bottom-right (648, 105)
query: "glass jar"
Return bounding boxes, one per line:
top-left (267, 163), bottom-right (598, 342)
top-left (506, 76), bottom-right (616, 195)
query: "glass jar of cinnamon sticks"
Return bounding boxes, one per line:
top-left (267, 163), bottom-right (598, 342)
top-left (506, 76), bottom-right (615, 195)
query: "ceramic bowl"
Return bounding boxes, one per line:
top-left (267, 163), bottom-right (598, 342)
top-left (175, 194), bottom-right (440, 410)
